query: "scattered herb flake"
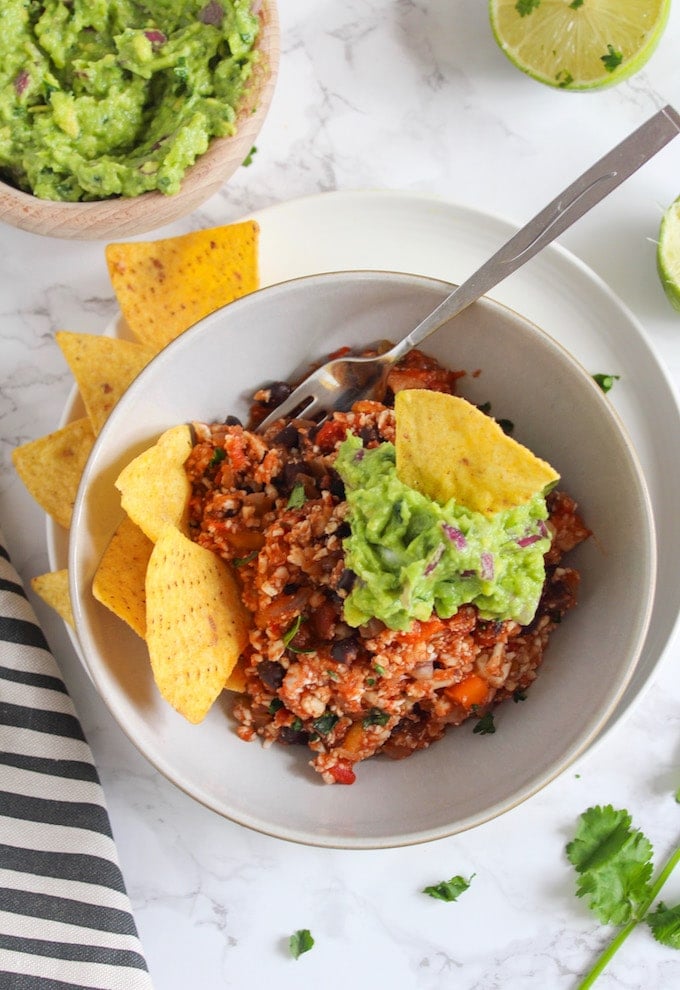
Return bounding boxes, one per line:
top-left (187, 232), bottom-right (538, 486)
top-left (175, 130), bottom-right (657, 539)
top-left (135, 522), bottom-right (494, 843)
top-left (209, 447), bottom-right (226, 468)
top-left (515, 0), bottom-right (540, 14)
top-left (373, 663), bottom-right (386, 677)
top-left (287, 482), bottom-right (307, 509)
top-left (473, 711), bottom-right (496, 735)
top-left (233, 549), bottom-right (258, 567)
top-left (513, 688), bottom-right (528, 703)
top-left (423, 874), bottom-right (475, 902)
top-left (601, 45), bottom-right (623, 72)
top-left (268, 698), bottom-right (283, 714)
top-left (282, 615), bottom-right (304, 646)
top-left (593, 372), bottom-right (620, 393)
top-left (569, 0), bottom-right (584, 8)
top-left (556, 69), bottom-right (574, 88)
top-left (289, 928), bottom-right (315, 959)
top-left (242, 145), bottom-right (257, 166)
top-left (313, 711), bottom-right (339, 735)
top-left (363, 707), bottom-right (390, 728)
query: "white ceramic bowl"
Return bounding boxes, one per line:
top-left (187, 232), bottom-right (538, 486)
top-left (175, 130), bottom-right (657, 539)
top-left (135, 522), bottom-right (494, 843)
top-left (0, 2), bottom-right (279, 241)
top-left (69, 271), bottom-right (656, 848)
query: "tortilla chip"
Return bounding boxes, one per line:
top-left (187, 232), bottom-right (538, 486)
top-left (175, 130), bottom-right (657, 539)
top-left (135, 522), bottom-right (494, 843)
top-left (105, 220), bottom-right (259, 352)
top-left (31, 570), bottom-right (74, 629)
top-left (93, 516), bottom-right (153, 638)
top-left (395, 390), bottom-right (559, 517)
top-left (145, 527), bottom-right (250, 723)
top-left (56, 331), bottom-right (155, 435)
top-left (12, 417), bottom-right (95, 529)
top-left (115, 425), bottom-right (193, 543)
top-left (224, 656), bottom-right (247, 693)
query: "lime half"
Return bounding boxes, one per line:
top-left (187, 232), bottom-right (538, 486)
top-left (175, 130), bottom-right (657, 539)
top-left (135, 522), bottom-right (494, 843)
top-left (658, 197), bottom-right (680, 313)
top-left (489, 0), bottom-right (671, 91)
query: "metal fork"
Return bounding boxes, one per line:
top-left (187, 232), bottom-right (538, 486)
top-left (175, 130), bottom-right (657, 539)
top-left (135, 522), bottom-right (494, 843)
top-left (257, 105), bottom-right (680, 431)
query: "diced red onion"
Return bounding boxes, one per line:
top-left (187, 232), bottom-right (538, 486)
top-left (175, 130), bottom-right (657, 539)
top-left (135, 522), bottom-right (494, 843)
top-left (424, 545), bottom-right (444, 576)
top-left (516, 534), bottom-right (541, 548)
top-left (480, 552), bottom-right (494, 581)
top-left (198, 0), bottom-right (225, 25)
top-left (144, 30), bottom-right (167, 46)
top-left (14, 70), bottom-right (29, 96)
top-left (442, 524), bottom-right (467, 550)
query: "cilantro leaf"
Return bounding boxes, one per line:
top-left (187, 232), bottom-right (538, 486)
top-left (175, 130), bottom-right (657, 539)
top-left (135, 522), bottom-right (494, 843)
top-left (647, 901), bottom-right (680, 949)
top-left (289, 928), bottom-right (314, 959)
top-left (566, 805), bottom-right (653, 926)
top-left (515, 0), bottom-right (540, 14)
top-left (287, 481), bottom-right (307, 509)
top-left (593, 372), bottom-right (620, 393)
top-left (423, 874), bottom-right (474, 902)
top-left (601, 45), bottom-right (623, 72)
top-left (473, 711), bottom-right (496, 735)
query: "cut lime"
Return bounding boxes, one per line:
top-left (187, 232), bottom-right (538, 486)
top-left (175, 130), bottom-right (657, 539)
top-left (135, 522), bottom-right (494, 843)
top-left (658, 197), bottom-right (680, 313)
top-left (489, 0), bottom-right (671, 91)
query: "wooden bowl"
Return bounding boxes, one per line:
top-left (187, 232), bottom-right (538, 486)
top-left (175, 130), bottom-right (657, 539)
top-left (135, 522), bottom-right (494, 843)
top-left (0, 2), bottom-right (279, 241)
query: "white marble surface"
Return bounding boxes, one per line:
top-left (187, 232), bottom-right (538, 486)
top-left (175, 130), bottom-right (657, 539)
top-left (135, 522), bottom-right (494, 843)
top-left (3, 2), bottom-right (680, 987)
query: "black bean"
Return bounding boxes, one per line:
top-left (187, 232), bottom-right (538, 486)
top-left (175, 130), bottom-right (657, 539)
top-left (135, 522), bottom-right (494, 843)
top-left (257, 660), bottom-right (285, 691)
top-left (330, 636), bottom-right (359, 663)
top-left (277, 726), bottom-right (308, 745)
top-left (223, 415), bottom-right (242, 426)
top-left (268, 381), bottom-right (293, 407)
top-left (273, 423), bottom-right (300, 449)
top-left (336, 568), bottom-right (356, 592)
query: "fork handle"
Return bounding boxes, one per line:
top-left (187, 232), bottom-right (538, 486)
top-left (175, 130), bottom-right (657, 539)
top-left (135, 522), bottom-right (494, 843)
top-left (393, 104), bottom-right (680, 359)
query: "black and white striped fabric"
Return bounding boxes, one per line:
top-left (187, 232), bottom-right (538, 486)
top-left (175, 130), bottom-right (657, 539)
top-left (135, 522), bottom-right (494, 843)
top-left (0, 531), bottom-right (153, 989)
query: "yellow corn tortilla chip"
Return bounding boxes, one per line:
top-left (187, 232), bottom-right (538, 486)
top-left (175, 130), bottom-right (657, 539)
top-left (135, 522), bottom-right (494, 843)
top-left (31, 570), bottom-right (74, 629)
top-left (93, 516), bottom-right (153, 639)
top-left (145, 527), bottom-right (250, 723)
top-left (105, 220), bottom-right (259, 352)
top-left (224, 656), bottom-right (247, 694)
top-left (395, 390), bottom-right (559, 517)
top-left (56, 331), bottom-right (155, 435)
top-left (12, 417), bottom-right (95, 529)
top-left (115, 425), bottom-right (193, 543)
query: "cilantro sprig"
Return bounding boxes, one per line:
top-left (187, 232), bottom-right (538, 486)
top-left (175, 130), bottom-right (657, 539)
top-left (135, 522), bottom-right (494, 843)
top-left (289, 928), bottom-right (314, 959)
top-left (567, 804), bottom-right (680, 987)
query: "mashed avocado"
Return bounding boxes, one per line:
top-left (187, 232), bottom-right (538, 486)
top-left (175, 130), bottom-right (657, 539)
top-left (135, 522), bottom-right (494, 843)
top-left (0, 0), bottom-right (259, 201)
top-left (335, 433), bottom-right (552, 632)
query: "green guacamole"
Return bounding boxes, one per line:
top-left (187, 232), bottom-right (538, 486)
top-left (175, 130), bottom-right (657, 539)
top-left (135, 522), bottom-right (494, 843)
top-left (0, 0), bottom-right (259, 201)
top-left (335, 434), bottom-right (552, 632)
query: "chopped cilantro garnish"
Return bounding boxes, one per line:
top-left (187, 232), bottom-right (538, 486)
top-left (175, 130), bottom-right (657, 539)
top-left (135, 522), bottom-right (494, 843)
top-left (473, 711), bottom-right (496, 735)
top-left (363, 707), bottom-right (390, 727)
top-left (287, 482), bottom-right (307, 509)
top-left (569, 0), bottom-right (583, 7)
top-left (242, 145), bottom-right (257, 166)
top-left (515, 0), bottom-right (540, 14)
top-left (282, 615), bottom-right (315, 654)
top-left (290, 716), bottom-right (303, 733)
top-left (601, 44), bottom-right (623, 72)
top-left (313, 712), bottom-right (339, 735)
top-left (565, 802), bottom-right (680, 984)
top-left (233, 550), bottom-right (258, 567)
top-left (289, 928), bottom-right (314, 959)
top-left (209, 447), bottom-right (226, 468)
top-left (268, 698), bottom-right (283, 714)
top-left (373, 663), bottom-right (386, 677)
top-left (556, 69), bottom-right (574, 88)
top-left (593, 372), bottom-right (620, 393)
top-left (423, 874), bottom-right (475, 902)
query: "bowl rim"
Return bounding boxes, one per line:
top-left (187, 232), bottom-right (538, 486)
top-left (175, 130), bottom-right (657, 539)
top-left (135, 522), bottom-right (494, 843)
top-left (68, 269), bottom-right (658, 847)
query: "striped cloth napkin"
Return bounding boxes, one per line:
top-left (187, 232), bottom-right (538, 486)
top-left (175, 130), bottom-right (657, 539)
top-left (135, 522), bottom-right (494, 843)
top-left (0, 529), bottom-right (153, 989)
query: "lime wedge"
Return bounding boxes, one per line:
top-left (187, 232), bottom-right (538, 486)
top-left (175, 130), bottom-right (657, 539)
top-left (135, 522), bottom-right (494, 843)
top-left (489, 0), bottom-right (670, 91)
top-left (658, 197), bottom-right (680, 313)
